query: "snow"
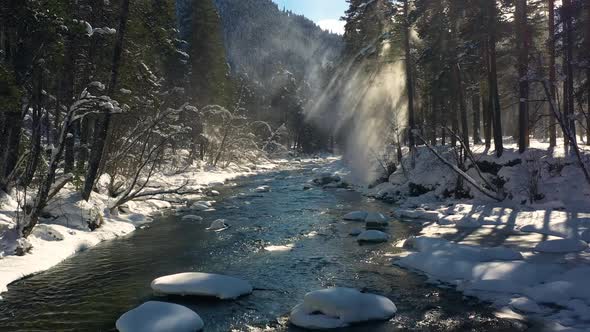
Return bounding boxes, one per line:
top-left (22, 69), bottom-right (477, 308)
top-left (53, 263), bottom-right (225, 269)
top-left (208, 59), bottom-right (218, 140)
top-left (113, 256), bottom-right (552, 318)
top-left (357, 230), bottom-right (389, 243)
top-left (255, 185), bottom-right (270, 193)
top-left (509, 297), bottom-right (547, 314)
top-left (264, 244), bottom-right (295, 252)
top-left (534, 239), bottom-right (588, 253)
top-left (116, 301), bottom-right (204, 332)
top-left (151, 272), bottom-right (253, 300)
top-left (349, 228), bottom-right (363, 236)
top-left (342, 211), bottom-right (367, 221)
top-left (364, 212), bottom-right (388, 225)
top-left (206, 219), bottom-right (228, 231)
top-left (181, 215), bottom-right (203, 222)
top-left (289, 288), bottom-right (397, 329)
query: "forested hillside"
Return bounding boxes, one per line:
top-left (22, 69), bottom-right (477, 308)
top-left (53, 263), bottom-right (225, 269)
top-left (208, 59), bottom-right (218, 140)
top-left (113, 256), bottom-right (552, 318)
top-left (0, 0), bottom-right (341, 244)
top-left (178, 0), bottom-right (344, 152)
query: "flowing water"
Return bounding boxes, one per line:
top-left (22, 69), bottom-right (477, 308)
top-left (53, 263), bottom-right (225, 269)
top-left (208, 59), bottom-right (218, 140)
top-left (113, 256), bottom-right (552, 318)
top-left (0, 161), bottom-right (530, 331)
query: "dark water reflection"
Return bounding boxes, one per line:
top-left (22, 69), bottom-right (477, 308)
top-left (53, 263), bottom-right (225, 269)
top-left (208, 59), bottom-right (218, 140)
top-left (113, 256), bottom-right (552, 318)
top-left (0, 162), bottom-right (528, 331)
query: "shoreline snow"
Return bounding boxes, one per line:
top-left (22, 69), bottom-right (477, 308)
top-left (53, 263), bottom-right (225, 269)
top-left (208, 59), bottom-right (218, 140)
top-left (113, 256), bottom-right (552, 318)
top-left (313, 140), bottom-right (590, 331)
top-left (0, 160), bottom-right (282, 296)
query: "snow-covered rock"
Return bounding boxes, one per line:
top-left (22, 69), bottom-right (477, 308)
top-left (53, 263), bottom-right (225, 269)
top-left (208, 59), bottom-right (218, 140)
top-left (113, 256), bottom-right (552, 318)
top-left (509, 297), bottom-right (547, 314)
top-left (290, 288), bottom-right (397, 329)
top-left (31, 224), bottom-right (65, 241)
top-left (151, 272), bottom-right (253, 300)
top-left (207, 190), bottom-right (220, 197)
top-left (580, 229), bottom-right (590, 243)
top-left (181, 215), bottom-right (203, 222)
top-left (255, 185), bottom-right (270, 193)
top-left (206, 219), bottom-right (228, 231)
top-left (343, 211), bottom-right (367, 221)
top-left (313, 173), bottom-right (341, 186)
top-left (357, 230), bottom-right (389, 243)
top-left (349, 228), bottom-right (363, 236)
top-left (534, 239), bottom-right (588, 253)
top-left (116, 301), bottom-right (204, 332)
top-left (191, 203), bottom-right (210, 211)
top-left (365, 212), bottom-right (389, 227)
top-left (264, 244), bottom-right (295, 252)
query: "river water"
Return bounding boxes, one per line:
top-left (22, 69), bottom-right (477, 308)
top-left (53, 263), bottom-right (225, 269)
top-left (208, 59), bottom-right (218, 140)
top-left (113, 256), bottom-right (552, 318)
top-left (0, 161), bottom-right (528, 331)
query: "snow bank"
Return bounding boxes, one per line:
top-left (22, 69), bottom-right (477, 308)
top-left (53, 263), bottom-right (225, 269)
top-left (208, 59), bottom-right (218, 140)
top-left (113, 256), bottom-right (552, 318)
top-left (151, 272), bottom-right (253, 300)
top-left (290, 288), bottom-right (397, 329)
top-left (534, 239), bottom-right (588, 253)
top-left (393, 208), bottom-right (441, 222)
top-left (357, 230), bottom-right (389, 243)
top-left (116, 301), bottom-right (204, 332)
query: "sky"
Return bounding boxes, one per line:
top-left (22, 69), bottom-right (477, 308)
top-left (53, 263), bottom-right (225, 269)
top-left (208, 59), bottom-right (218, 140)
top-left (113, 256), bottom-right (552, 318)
top-left (272, 0), bottom-right (348, 35)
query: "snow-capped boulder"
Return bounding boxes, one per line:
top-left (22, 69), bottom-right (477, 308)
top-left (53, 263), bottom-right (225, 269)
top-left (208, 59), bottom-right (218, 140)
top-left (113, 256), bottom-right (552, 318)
top-left (509, 297), bottom-right (546, 314)
top-left (207, 190), bottom-right (220, 197)
top-left (255, 185), bottom-right (270, 193)
top-left (580, 229), bottom-right (590, 243)
top-left (31, 224), bottom-right (65, 241)
top-left (357, 230), bottom-right (390, 243)
top-left (534, 239), bottom-right (588, 253)
top-left (313, 173), bottom-right (341, 186)
top-left (191, 203), bottom-right (210, 211)
top-left (365, 212), bottom-right (389, 227)
top-left (343, 211), bottom-right (367, 221)
top-left (207, 219), bottom-right (228, 231)
top-left (151, 272), bottom-right (253, 299)
top-left (116, 301), bottom-right (204, 332)
top-left (290, 288), bottom-right (397, 329)
top-left (181, 215), bottom-right (203, 222)
top-left (349, 228), bottom-right (363, 236)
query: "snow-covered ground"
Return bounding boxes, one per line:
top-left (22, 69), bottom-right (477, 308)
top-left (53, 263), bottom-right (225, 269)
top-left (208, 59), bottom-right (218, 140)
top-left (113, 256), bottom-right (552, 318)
top-left (0, 160), bottom-right (282, 296)
top-left (307, 139), bottom-right (590, 331)
top-left (361, 139), bottom-right (590, 332)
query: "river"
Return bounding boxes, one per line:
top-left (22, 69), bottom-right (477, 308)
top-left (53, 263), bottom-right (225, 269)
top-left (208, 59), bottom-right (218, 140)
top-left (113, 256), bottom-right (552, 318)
top-left (0, 160), bottom-right (528, 331)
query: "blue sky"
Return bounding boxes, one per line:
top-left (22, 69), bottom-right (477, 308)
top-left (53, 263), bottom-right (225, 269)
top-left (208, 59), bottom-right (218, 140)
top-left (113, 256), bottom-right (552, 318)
top-left (272, 0), bottom-right (348, 34)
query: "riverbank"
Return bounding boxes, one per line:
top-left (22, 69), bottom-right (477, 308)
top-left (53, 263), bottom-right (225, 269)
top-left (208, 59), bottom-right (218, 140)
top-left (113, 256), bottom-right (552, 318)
top-left (358, 139), bottom-right (590, 332)
top-left (0, 159), bottom-right (283, 297)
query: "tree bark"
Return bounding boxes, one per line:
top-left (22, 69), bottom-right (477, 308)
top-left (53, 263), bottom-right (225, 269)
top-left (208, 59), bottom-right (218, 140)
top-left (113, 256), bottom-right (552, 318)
top-left (516, 0), bottom-right (530, 153)
top-left (403, 0), bottom-right (416, 150)
top-left (82, 0), bottom-right (130, 201)
top-left (21, 66), bottom-right (43, 187)
top-left (586, 1), bottom-right (590, 145)
top-left (548, 0), bottom-right (557, 147)
top-left (562, 0), bottom-right (576, 152)
top-left (472, 91), bottom-right (482, 144)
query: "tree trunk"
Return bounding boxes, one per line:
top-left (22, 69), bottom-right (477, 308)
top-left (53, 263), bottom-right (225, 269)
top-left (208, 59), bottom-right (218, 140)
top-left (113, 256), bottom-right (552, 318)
top-left (548, 0), bottom-right (557, 147)
top-left (457, 67), bottom-right (470, 153)
top-left (61, 29), bottom-right (77, 173)
top-left (21, 66), bottom-right (43, 187)
top-left (82, 0), bottom-right (130, 201)
top-left (403, 0), bottom-right (416, 149)
top-left (516, 0), bottom-right (530, 153)
top-left (489, 38), bottom-right (503, 156)
top-left (472, 91), bottom-right (482, 144)
top-left (563, 0), bottom-right (576, 152)
top-left (586, 1), bottom-right (590, 145)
